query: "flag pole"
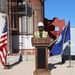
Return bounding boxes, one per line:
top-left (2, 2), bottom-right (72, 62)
top-left (3, 15), bottom-right (9, 69)
top-left (67, 20), bottom-right (71, 67)
top-left (68, 41), bottom-right (71, 67)
top-left (3, 0), bottom-right (10, 69)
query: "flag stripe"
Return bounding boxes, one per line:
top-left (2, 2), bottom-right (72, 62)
top-left (0, 50), bottom-right (6, 64)
top-left (0, 16), bottom-right (7, 65)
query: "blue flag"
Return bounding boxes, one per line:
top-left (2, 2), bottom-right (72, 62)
top-left (63, 21), bottom-right (71, 50)
top-left (50, 21), bottom-right (70, 56)
top-left (64, 21), bottom-right (70, 43)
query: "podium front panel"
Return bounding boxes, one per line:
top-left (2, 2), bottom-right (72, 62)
top-left (37, 47), bottom-right (46, 69)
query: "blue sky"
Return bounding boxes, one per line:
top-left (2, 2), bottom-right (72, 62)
top-left (44, 0), bottom-right (75, 27)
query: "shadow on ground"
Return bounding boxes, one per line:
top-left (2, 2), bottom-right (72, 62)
top-left (9, 55), bottom-right (23, 68)
top-left (48, 62), bottom-right (65, 71)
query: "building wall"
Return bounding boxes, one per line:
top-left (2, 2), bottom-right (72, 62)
top-left (44, 18), bottom-right (66, 39)
top-left (30, 0), bottom-right (44, 32)
top-left (0, 0), bottom-right (6, 13)
top-left (70, 27), bottom-right (75, 55)
top-left (12, 0), bottom-right (44, 53)
top-left (12, 35), bottom-right (35, 53)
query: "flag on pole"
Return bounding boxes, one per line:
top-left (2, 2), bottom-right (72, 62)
top-left (50, 21), bottom-right (70, 56)
top-left (63, 21), bottom-right (71, 53)
top-left (64, 21), bottom-right (70, 43)
top-left (0, 15), bottom-right (7, 65)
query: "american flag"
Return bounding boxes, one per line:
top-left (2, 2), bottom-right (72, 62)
top-left (0, 17), bottom-right (7, 65)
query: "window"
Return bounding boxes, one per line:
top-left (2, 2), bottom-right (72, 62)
top-left (55, 26), bottom-right (59, 31)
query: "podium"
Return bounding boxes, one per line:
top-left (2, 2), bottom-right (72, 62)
top-left (32, 38), bottom-right (51, 75)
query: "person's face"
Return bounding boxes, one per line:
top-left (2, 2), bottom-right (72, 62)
top-left (38, 26), bottom-right (44, 32)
